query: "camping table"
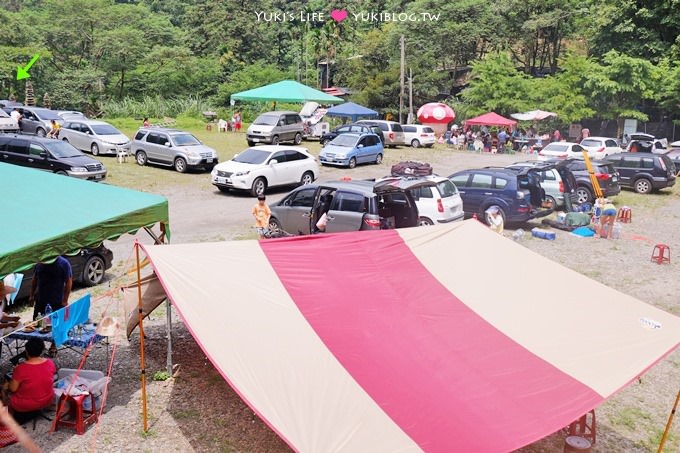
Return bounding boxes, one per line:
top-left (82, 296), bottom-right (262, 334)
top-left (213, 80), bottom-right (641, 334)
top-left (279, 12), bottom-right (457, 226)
top-left (6, 326), bottom-right (109, 367)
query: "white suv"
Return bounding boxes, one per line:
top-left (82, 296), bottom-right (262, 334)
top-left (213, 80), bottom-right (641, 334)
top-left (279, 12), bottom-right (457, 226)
top-left (580, 137), bottom-right (620, 159)
top-left (402, 124), bottom-right (436, 148)
top-left (408, 175), bottom-right (464, 225)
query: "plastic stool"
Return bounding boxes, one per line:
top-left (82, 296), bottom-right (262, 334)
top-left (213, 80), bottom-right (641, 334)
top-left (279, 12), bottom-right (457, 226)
top-left (617, 206), bottom-right (632, 223)
top-left (568, 409), bottom-right (596, 444)
top-left (564, 436), bottom-right (591, 452)
top-left (53, 393), bottom-right (98, 435)
top-left (651, 244), bottom-right (671, 265)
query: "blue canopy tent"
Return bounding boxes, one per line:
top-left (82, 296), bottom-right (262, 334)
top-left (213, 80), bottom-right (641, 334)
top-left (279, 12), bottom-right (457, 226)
top-left (325, 102), bottom-right (379, 123)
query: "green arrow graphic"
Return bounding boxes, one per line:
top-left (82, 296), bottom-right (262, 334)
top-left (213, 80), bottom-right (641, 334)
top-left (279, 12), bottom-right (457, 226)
top-left (16, 54), bottom-right (40, 80)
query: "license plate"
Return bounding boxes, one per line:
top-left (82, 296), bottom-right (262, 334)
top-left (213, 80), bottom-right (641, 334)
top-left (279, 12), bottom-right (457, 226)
top-left (207, 158), bottom-right (213, 163)
top-left (94, 174), bottom-right (103, 179)
top-left (251, 138), bottom-right (260, 142)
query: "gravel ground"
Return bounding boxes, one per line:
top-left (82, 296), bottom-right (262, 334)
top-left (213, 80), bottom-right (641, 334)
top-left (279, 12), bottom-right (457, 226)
top-left (4, 142), bottom-right (679, 452)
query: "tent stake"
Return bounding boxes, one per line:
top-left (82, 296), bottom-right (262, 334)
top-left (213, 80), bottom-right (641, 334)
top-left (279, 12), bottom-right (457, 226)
top-left (658, 387), bottom-right (680, 452)
top-left (135, 241), bottom-right (149, 432)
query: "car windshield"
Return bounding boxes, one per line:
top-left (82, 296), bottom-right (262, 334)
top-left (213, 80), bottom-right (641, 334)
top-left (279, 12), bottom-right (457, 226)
top-left (91, 124), bottom-right (122, 135)
top-left (253, 114), bottom-right (279, 126)
top-left (330, 135), bottom-right (358, 147)
top-left (581, 139), bottom-right (601, 147)
top-left (233, 148), bottom-right (270, 164)
top-left (543, 143), bottom-right (568, 152)
top-left (172, 133), bottom-right (201, 146)
top-left (437, 180), bottom-right (458, 197)
top-left (33, 109), bottom-right (61, 120)
top-left (44, 140), bottom-right (84, 158)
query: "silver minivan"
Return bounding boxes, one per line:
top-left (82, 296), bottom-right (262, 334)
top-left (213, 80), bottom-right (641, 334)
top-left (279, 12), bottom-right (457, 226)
top-left (356, 120), bottom-right (405, 147)
top-left (246, 111), bottom-right (304, 146)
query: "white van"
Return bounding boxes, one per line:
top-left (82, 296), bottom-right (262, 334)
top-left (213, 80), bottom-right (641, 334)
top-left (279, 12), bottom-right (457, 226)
top-left (247, 111), bottom-right (304, 146)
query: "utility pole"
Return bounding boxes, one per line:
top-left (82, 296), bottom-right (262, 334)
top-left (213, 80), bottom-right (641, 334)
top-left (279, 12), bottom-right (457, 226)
top-left (408, 68), bottom-right (413, 124)
top-left (399, 35), bottom-right (405, 124)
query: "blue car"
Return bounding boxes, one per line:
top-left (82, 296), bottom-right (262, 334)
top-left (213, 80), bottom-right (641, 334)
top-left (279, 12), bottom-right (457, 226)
top-left (318, 132), bottom-right (384, 168)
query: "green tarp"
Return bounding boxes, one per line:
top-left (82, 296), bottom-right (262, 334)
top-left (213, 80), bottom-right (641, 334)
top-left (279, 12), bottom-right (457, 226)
top-left (0, 163), bottom-right (169, 276)
top-left (231, 80), bottom-right (344, 104)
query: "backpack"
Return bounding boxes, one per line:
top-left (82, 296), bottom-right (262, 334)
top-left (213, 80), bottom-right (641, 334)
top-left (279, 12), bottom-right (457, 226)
top-left (390, 161), bottom-right (433, 177)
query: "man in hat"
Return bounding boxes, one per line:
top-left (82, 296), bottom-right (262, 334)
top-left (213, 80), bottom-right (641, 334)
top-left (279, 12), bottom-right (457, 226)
top-left (29, 257), bottom-right (72, 321)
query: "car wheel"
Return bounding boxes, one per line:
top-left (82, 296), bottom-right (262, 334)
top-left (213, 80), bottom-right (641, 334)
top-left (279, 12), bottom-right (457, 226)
top-left (576, 186), bottom-right (593, 204)
top-left (545, 195), bottom-right (557, 209)
top-left (62, 137), bottom-right (69, 143)
top-left (320, 138), bottom-right (329, 147)
top-left (418, 217), bottom-right (434, 226)
top-left (483, 205), bottom-right (506, 226)
top-left (269, 217), bottom-right (282, 232)
top-left (300, 171), bottom-right (314, 185)
top-left (81, 255), bottom-right (105, 286)
top-left (375, 154), bottom-right (383, 165)
top-left (348, 157), bottom-right (356, 169)
top-left (91, 143), bottom-right (100, 156)
top-left (294, 133), bottom-right (302, 145)
top-left (217, 186), bottom-right (230, 193)
top-left (247, 140), bottom-right (255, 146)
top-left (136, 151), bottom-right (147, 166)
top-left (55, 170), bottom-right (68, 176)
top-left (36, 128), bottom-right (46, 137)
top-left (411, 139), bottom-right (421, 148)
top-left (250, 177), bottom-right (267, 197)
top-left (634, 178), bottom-right (652, 194)
top-left (271, 135), bottom-right (280, 145)
top-left (174, 157), bottom-right (187, 173)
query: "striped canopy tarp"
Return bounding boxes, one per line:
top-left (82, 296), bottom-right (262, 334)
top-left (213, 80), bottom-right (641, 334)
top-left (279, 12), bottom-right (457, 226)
top-left (141, 221), bottom-right (680, 452)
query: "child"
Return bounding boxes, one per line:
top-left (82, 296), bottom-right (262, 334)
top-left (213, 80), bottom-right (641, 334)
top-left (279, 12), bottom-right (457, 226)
top-left (252, 195), bottom-right (271, 239)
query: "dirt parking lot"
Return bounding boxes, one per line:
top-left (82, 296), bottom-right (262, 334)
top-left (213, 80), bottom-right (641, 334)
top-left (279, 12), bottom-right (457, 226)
top-left (7, 138), bottom-right (680, 452)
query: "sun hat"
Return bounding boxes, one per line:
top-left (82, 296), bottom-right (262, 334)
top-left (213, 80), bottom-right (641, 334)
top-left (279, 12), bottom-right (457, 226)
top-left (0, 281), bottom-right (17, 297)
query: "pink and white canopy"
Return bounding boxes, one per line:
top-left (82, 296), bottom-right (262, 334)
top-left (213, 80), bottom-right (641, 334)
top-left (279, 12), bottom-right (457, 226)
top-left (141, 221), bottom-right (680, 452)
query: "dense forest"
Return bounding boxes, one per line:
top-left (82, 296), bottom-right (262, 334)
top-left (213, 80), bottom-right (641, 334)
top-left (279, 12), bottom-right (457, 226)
top-left (1, 0), bottom-right (679, 127)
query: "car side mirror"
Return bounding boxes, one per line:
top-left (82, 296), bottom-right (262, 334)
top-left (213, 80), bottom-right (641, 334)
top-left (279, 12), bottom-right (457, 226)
top-left (270, 159), bottom-right (278, 165)
top-left (279, 120), bottom-right (285, 126)
top-left (40, 151), bottom-right (47, 159)
top-left (357, 144), bottom-right (364, 148)
top-left (164, 142), bottom-right (171, 147)
top-left (233, 153), bottom-right (239, 158)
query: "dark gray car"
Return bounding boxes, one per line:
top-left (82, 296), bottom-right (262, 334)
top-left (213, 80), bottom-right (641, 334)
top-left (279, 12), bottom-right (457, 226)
top-left (605, 153), bottom-right (676, 194)
top-left (1, 106), bottom-right (61, 136)
top-left (269, 178), bottom-right (436, 235)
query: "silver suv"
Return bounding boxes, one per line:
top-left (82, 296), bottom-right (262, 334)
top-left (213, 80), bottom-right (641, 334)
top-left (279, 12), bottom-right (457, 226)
top-left (132, 127), bottom-right (218, 173)
top-left (246, 111), bottom-right (304, 146)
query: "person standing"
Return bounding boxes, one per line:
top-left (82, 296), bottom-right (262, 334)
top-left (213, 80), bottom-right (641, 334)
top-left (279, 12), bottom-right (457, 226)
top-left (497, 129), bottom-right (508, 153)
top-left (9, 108), bottom-right (22, 131)
top-left (552, 129), bottom-right (562, 142)
top-left (252, 195), bottom-right (271, 239)
top-left (142, 117), bottom-right (150, 128)
top-left (234, 111), bottom-right (242, 132)
top-left (29, 257), bottom-right (72, 321)
top-left (598, 198), bottom-right (617, 239)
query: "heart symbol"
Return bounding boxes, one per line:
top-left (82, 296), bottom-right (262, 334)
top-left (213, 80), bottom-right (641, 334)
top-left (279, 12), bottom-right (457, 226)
top-left (330, 9), bottom-right (348, 23)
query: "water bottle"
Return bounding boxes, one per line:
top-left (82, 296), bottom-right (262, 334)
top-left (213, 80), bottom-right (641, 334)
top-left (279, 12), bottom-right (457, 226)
top-left (612, 222), bottom-right (622, 239)
top-left (512, 229), bottom-right (525, 241)
top-left (44, 304), bottom-right (52, 328)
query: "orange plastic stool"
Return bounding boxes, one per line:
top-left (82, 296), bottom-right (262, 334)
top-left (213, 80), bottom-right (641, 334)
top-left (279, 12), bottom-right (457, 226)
top-left (53, 393), bottom-right (98, 435)
top-left (651, 244), bottom-right (671, 265)
top-left (616, 206), bottom-right (632, 223)
top-left (568, 409), bottom-right (596, 444)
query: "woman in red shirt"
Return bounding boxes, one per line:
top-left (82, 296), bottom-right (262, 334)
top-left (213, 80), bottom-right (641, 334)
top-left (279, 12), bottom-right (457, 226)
top-left (5, 339), bottom-right (56, 415)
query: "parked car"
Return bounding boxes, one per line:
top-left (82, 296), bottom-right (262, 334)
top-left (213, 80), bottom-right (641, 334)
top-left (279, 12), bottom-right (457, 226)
top-left (1, 106), bottom-right (61, 136)
top-left (356, 120), bottom-right (406, 147)
top-left (318, 133), bottom-right (384, 168)
top-left (665, 148), bottom-right (680, 169)
top-left (0, 134), bottom-right (107, 181)
top-left (604, 152), bottom-right (676, 194)
top-left (625, 133), bottom-right (668, 154)
top-left (132, 127), bottom-right (218, 173)
top-left (0, 109), bottom-right (19, 133)
top-left (553, 159), bottom-right (621, 203)
top-left (268, 177), bottom-right (437, 235)
top-left (537, 142), bottom-right (589, 161)
top-left (579, 137), bottom-right (620, 159)
top-left (402, 175), bottom-right (464, 225)
top-left (60, 120), bottom-right (130, 156)
top-left (13, 245), bottom-right (114, 300)
top-left (448, 167), bottom-right (553, 225)
top-left (402, 124), bottom-right (436, 148)
top-left (246, 111), bottom-right (304, 146)
top-left (319, 123), bottom-right (384, 147)
top-left (211, 145), bottom-right (318, 196)
top-left (506, 161), bottom-right (578, 210)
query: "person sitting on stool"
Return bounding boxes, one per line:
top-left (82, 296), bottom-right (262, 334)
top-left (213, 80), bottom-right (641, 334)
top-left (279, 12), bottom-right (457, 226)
top-left (2, 338), bottom-right (56, 424)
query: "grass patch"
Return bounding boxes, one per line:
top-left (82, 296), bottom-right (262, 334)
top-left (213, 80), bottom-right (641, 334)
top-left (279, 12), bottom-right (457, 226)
top-left (610, 406), bottom-right (652, 430)
top-left (172, 408), bottom-right (201, 420)
top-left (152, 370), bottom-right (172, 381)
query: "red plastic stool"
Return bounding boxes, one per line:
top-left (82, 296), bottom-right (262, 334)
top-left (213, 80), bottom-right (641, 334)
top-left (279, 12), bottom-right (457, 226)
top-left (53, 393), bottom-right (98, 435)
top-left (568, 409), bottom-right (596, 444)
top-left (616, 206), bottom-right (632, 223)
top-left (651, 244), bottom-right (671, 265)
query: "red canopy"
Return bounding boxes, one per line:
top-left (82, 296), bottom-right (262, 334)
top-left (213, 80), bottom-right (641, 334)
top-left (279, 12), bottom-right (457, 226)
top-left (465, 112), bottom-right (517, 128)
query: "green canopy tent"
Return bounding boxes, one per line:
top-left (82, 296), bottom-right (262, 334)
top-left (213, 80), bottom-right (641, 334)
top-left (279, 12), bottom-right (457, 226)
top-left (0, 162), bottom-right (169, 277)
top-left (231, 80), bottom-right (344, 104)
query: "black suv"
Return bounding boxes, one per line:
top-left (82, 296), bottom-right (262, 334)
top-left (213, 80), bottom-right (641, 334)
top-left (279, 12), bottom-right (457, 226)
top-left (554, 159), bottom-right (621, 203)
top-left (605, 153), bottom-right (676, 194)
top-left (0, 134), bottom-right (107, 181)
top-left (320, 123), bottom-right (385, 147)
top-left (448, 167), bottom-right (552, 225)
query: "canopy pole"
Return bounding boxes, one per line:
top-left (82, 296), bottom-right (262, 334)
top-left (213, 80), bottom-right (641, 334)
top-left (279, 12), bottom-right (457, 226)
top-left (658, 387), bottom-right (680, 452)
top-left (166, 299), bottom-right (172, 375)
top-left (135, 241), bottom-right (149, 432)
